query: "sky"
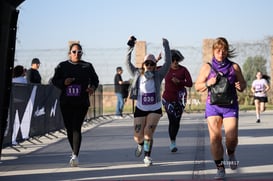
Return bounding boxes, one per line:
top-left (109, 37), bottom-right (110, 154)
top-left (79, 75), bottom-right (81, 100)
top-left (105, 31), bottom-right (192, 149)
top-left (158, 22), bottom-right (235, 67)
top-left (16, 0), bottom-right (273, 50)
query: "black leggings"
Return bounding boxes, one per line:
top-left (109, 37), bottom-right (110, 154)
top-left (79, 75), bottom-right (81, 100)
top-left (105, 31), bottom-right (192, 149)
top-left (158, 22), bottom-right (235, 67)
top-left (167, 113), bottom-right (182, 141)
top-left (163, 100), bottom-right (184, 141)
top-left (60, 105), bottom-right (88, 156)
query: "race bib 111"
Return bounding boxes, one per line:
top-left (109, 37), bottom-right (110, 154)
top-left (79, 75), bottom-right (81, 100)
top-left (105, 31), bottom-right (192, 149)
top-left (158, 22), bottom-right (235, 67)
top-left (66, 84), bottom-right (81, 96)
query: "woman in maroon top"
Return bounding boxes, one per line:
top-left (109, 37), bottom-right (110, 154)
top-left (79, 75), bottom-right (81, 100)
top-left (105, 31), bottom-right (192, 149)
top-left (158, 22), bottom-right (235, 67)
top-left (162, 49), bottom-right (193, 152)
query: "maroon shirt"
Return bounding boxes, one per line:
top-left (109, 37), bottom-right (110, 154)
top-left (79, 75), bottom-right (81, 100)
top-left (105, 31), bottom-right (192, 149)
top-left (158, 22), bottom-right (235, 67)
top-left (162, 65), bottom-right (192, 101)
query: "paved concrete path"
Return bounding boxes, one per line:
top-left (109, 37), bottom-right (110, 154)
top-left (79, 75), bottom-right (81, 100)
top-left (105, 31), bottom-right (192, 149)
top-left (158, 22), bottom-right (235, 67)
top-left (1, 111), bottom-right (273, 180)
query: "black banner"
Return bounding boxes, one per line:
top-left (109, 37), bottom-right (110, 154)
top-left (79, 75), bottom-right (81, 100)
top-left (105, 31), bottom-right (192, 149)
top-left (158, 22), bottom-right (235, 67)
top-left (3, 84), bottom-right (64, 146)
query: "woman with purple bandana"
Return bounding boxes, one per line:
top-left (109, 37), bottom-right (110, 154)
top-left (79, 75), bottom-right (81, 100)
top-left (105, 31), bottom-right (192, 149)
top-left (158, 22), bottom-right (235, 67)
top-left (195, 37), bottom-right (246, 179)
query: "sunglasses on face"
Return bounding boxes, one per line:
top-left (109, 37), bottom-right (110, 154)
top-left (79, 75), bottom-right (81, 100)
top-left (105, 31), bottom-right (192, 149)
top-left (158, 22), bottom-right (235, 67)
top-left (71, 50), bottom-right (83, 55)
top-left (172, 59), bottom-right (181, 63)
top-left (144, 62), bottom-right (156, 66)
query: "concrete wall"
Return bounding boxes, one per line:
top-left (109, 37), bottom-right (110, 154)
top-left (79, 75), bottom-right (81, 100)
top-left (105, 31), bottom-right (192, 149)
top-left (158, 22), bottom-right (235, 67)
top-left (135, 41), bottom-right (146, 68)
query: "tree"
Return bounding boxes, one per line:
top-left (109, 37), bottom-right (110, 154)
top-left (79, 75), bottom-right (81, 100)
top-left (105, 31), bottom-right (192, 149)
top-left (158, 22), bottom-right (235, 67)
top-left (242, 56), bottom-right (268, 86)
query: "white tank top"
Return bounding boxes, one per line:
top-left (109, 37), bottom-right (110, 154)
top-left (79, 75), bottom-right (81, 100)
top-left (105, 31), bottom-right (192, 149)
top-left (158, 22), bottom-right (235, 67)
top-left (136, 75), bottom-right (161, 111)
top-left (252, 79), bottom-right (268, 97)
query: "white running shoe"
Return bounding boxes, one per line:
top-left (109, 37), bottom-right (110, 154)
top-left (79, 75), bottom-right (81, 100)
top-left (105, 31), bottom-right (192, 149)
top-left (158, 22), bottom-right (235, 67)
top-left (143, 156), bottom-right (153, 167)
top-left (70, 155), bottom-right (79, 167)
top-left (135, 144), bottom-right (143, 157)
top-left (113, 115), bottom-right (123, 120)
top-left (214, 167), bottom-right (225, 180)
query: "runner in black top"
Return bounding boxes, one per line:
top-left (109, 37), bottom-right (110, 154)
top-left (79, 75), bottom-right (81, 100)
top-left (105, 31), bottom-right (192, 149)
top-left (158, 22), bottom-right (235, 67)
top-left (52, 42), bottom-right (99, 167)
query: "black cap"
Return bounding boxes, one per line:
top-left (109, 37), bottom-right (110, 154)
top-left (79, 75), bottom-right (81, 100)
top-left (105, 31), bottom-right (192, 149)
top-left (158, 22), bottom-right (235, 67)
top-left (31, 58), bottom-right (40, 64)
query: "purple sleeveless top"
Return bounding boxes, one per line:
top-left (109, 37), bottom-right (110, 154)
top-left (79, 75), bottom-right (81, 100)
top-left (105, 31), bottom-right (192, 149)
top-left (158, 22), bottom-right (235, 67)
top-left (207, 57), bottom-right (237, 104)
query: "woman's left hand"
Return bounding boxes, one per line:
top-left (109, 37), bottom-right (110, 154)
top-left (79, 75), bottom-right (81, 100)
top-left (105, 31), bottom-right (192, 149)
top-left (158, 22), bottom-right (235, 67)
top-left (86, 87), bottom-right (95, 95)
top-left (235, 81), bottom-right (242, 91)
top-left (172, 77), bottom-right (180, 85)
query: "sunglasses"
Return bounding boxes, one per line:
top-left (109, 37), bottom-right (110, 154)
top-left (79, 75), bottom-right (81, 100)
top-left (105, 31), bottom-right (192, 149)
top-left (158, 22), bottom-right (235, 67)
top-left (172, 59), bottom-right (182, 63)
top-left (144, 62), bottom-right (156, 66)
top-left (71, 50), bottom-right (83, 54)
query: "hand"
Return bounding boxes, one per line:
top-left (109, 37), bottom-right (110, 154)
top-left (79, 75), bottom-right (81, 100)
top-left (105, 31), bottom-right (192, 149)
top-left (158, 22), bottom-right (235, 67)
top-left (127, 36), bottom-right (136, 47)
top-left (64, 77), bottom-right (75, 86)
top-left (206, 77), bottom-right (217, 87)
top-left (156, 52), bottom-right (162, 61)
top-left (162, 38), bottom-right (169, 47)
top-left (235, 81), bottom-right (242, 91)
top-left (86, 86), bottom-right (95, 96)
top-left (171, 77), bottom-right (180, 85)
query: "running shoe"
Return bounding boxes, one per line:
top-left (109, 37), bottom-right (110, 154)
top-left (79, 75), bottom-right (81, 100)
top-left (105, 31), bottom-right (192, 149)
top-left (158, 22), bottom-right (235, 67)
top-left (135, 144), bottom-right (143, 157)
top-left (113, 115), bottom-right (123, 120)
top-left (70, 155), bottom-right (79, 167)
top-left (256, 119), bottom-right (261, 123)
top-left (228, 153), bottom-right (238, 170)
top-left (214, 167), bottom-right (225, 180)
top-left (169, 141), bottom-right (178, 152)
top-left (143, 156), bottom-right (153, 167)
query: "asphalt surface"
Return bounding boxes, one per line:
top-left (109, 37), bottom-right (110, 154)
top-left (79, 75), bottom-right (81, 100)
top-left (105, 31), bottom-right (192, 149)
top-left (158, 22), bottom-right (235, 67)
top-left (1, 111), bottom-right (273, 181)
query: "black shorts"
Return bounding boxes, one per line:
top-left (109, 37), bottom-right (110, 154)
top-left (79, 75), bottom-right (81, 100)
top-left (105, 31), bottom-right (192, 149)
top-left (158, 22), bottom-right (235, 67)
top-left (254, 96), bottom-right (268, 103)
top-left (134, 106), bottom-right (162, 117)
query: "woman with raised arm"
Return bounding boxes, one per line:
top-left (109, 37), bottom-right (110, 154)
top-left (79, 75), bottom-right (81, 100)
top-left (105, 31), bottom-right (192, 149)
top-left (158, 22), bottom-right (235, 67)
top-left (125, 37), bottom-right (171, 167)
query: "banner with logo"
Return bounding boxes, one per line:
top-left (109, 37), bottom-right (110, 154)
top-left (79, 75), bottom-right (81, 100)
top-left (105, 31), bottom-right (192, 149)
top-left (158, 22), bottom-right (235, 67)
top-left (3, 84), bottom-right (64, 146)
